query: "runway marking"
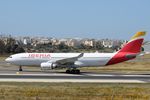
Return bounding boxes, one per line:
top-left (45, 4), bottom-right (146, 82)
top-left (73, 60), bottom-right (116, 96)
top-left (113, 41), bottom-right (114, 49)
top-left (0, 79), bottom-right (146, 83)
top-left (0, 73), bottom-right (149, 77)
top-left (0, 73), bottom-right (149, 83)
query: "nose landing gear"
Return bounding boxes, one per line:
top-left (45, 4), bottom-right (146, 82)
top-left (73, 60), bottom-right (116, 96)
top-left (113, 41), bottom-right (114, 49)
top-left (19, 66), bottom-right (23, 71)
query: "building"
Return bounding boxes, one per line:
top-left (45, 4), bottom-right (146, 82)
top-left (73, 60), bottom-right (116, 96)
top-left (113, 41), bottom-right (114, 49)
top-left (102, 39), bottom-right (113, 48)
top-left (81, 39), bottom-right (94, 47)
top-left (51, 38), bottom-right (61, 45)
top-left (23, 37), bottom-right (31, 45)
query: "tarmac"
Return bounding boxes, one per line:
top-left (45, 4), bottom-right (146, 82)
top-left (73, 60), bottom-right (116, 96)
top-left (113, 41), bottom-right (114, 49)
top-left (0, 60), bottom-right (150, 83)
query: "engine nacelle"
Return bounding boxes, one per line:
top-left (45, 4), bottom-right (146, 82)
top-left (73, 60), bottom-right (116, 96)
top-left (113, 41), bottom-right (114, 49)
top-left (74, 61), bottom-right (85, 66)
top-left (41, 62), bottom-right (57, 70)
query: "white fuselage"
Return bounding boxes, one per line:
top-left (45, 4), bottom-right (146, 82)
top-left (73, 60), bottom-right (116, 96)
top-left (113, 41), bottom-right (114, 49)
top-left (5, 53), bottom-right (116, 67)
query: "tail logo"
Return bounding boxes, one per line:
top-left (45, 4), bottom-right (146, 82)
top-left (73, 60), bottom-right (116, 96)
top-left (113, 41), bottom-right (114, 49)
top-left (106, 31), bottom-right (146, 65)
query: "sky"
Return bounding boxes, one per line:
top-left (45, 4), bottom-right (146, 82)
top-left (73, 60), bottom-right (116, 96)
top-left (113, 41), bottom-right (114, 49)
top-left (0, 0), bottom-right (149, 40)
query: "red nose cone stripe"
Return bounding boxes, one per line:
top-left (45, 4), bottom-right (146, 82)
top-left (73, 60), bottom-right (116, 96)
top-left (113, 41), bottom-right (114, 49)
top-left (106, 38), bottom-right (143, 65)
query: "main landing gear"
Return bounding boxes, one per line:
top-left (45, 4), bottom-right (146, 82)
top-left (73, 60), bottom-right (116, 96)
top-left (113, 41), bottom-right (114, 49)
top-left (66, 68), bottom-right (80, 74)
top-left (19, 66), bottom-right (23, 71)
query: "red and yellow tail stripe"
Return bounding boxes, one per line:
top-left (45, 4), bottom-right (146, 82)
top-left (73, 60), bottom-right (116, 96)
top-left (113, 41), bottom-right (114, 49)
top-left (106, 31), bottom-right (146, 65)
top-left (130, 31), bottom-right (146, 41)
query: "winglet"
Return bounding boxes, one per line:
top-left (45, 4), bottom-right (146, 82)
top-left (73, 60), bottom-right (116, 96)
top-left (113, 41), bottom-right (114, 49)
top-left (78, 53), bottom-right (84, 58)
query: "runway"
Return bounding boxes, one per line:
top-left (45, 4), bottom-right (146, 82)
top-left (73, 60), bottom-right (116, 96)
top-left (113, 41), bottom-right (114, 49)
top-left (0, 60), bottom-right (150, 83)
top-left (0, 71), bottom-right (150, 83)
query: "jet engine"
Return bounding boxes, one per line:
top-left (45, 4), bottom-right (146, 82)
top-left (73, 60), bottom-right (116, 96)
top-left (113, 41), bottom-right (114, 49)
top-left (41, 62), bottom-right (57, 70)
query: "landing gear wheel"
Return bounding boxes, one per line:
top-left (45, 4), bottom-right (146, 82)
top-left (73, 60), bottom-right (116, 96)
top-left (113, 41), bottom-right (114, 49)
top-left (66, 69), bottom-right (80, 74)
top-left (19, 66), bottom-right (23, 71)
top-left (66, 70), bottom-right (70, 73)
top-left (71, 69), bottom-right (75, 74)
top-left (76, 69), bottom-right (80, 74)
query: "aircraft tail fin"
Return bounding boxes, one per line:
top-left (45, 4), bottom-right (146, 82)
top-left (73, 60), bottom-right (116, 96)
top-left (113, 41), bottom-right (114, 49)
top-left (119, 31), bottom-right (146, 53)
top-left (106, 31), bottom-right (146, 65)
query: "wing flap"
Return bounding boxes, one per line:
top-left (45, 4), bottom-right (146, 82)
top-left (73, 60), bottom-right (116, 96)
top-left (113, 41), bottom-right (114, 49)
top-left (56, 53), bottom-right (84, 65)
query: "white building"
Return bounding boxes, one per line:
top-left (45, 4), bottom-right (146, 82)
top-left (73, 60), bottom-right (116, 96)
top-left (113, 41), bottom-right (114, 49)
top-left (38, 38), bottom-right (50, 44)
top-left (23, 37), bottom-right (31, 45)
top-left (102, 39), bottom-right (113, 48)
top-left (82, 39), bottom-right (94, 47)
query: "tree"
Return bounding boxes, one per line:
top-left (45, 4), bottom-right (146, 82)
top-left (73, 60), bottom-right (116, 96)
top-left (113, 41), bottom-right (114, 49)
top-left (11, 44), bottom-right (18, 53)
top-left (58, 43), bottom-right (69, 50)
top-left (0, 39), bottom-right (5, 54)
top-left (14, 46), bottom-right (25, 53)
top-left (5, 44), bottom-right (11, 53)
top-left (95, 41), bottom-right (104, 50)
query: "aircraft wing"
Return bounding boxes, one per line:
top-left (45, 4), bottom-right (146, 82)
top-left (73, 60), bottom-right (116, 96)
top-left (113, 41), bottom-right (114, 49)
top-left (55, 53), bottom-right (84, 65)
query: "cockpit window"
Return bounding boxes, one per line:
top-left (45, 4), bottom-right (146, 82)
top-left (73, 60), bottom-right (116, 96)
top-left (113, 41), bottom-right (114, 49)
top-left (9, 56), bottom-right (12, 58)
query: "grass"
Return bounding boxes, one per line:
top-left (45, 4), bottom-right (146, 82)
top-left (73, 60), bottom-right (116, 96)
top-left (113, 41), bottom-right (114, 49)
top-left (0, 56), bottom-right (7, 61)
top-left (81, 61), bottom-right (150, 73)
top-left (0, 82), bottom-right (149, 100)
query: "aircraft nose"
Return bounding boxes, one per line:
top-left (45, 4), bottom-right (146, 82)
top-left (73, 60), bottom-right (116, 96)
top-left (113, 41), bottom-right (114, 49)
top-left (5, 58), bottom-right (11, 62)
top-left (5, 58), bottom-right (8, 62)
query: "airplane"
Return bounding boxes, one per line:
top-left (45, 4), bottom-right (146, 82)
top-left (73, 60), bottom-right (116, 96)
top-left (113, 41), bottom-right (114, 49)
top-left (5, 31), bottom-right (146, 74)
